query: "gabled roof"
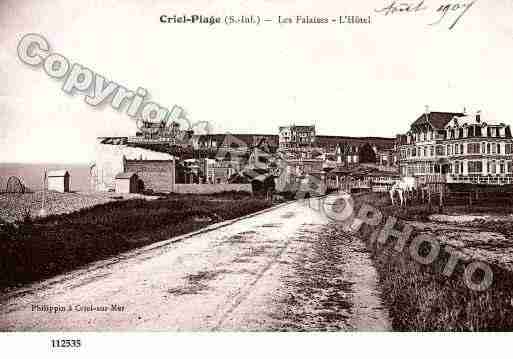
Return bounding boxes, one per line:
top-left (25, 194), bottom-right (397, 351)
top-left (47, 170), bottom-right (69, 177)
top-left (412, 111), bottom-right (464, 130)
top-left (316, 136), bottom-right (395, 150)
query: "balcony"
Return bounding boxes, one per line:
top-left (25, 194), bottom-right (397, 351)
top-left (448, 174), bottom-right (513, 185)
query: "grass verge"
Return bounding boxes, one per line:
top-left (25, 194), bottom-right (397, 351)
top-left (352, 192), bottom-right (513, 331)
top-left (0, 192), bottom-right (271, 290)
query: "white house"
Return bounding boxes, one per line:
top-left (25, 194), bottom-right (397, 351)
top-left (47, 170), bottom-right (70, 193)
top-left (114, 172), bottom-right (139, 194)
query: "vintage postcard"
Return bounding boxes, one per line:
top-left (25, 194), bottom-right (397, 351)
top-left (1, 0), bottom-right (513, 355)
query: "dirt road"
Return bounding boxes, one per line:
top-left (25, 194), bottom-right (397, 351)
top-left (0, 196), bottom-right (389, 331)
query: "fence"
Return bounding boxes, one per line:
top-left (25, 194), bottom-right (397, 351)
top-left (337, 177), bottom-right (398, 194)
top-left (413, 175), bottom-right (513, 209)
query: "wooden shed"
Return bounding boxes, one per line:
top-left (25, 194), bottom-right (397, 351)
top-left (114, 172), bottom-right (139, 194)
top-left (47, 170), bottom-right (70, 193)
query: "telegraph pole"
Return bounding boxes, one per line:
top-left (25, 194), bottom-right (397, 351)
top-left (39, 169), bottom-right (47, 216)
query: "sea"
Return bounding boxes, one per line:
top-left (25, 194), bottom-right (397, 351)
top-left (0, 163), bottom-right (91, 192)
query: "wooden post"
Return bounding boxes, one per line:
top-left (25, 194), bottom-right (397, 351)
top-left (428, 185), bottom-right (432, 211)
top-left (39, 169), bottom-right (47, 217)
top-left (439, 184), bottom-right (444, 213)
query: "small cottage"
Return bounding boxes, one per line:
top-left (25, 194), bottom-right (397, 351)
top-left (47, 170), bottom-right (70, 193)
top-left (114, 172), bottom-right (139, 194)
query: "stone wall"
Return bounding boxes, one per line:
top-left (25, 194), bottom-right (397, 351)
top-left (124, 160), bottom-right (175, 193)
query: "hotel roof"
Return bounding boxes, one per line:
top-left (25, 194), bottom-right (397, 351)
top-left (412, 111), bottom-right (465, 130)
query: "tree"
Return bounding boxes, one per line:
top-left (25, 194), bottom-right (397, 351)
top-left (359, 143), bottom-right (377, 164)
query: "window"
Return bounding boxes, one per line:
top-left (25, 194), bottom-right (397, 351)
top-left (482, 142), bottom-right (486, 154)
top-left (460, 144), bottom-right (464, 154)
top-left (468, 161), bottom-right (483, 174)
top-left (468, 126), bottom-right (474, 137)
top-left (436, 145), bottom-right (445, 156)
top-left (467, 143), bottom-right (480, 154)
top-left (500, 161), bottom-right (505, 174)
top-left (455, 144), bottom-right (459, 154)
top-left (498, 143), bottom-right (501, 154)
top-left (508, 161), bottom-right (512, 173)
top-left (455, 161), bottom-right (459, 174)
top-left (491, 161), bottom-right (497, 174)
top-left (412, 147), bottom-right (416, 157)
top-left (430, 146), bottom-right (434, 156)
top-left (492, 143), bottom-right (497, 154)
top-left (487, 143), bottom-right (491, 154)
top-left (475, 126), bottom-right (482, 136)
top-left (459, 128), bottom-right (464, 138)
top-left (447, 144), bottom-right (452, 155)
top-left (506, 143), bottom-right (512, 154)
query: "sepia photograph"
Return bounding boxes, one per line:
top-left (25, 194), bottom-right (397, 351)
top-left (1, 0), bottom-right (513, 355)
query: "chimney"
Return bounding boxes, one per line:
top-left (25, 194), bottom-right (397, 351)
top-left (424, 105), bottom-right (429, 114)
top-left (476, 110), bottom-right (481, 123)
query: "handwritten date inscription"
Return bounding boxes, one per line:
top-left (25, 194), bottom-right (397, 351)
top-left (375, 0), bottom-right (477, 30)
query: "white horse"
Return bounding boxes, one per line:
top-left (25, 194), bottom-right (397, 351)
top-left (389, 177), bottom-right (416, 206)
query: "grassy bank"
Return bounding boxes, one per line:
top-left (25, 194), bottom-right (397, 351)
top-left (0, 192), bottom-right (271, 290)
top-left (352, 193), bottom-right (513, 331)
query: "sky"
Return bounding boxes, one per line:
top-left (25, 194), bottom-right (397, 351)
top-left (1, 0), bottom-right (513, 163)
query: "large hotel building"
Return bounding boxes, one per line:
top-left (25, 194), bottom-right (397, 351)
top-left (398, 109), bottom-right (513, 185)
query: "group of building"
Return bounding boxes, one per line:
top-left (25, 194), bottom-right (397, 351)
top-left (91, 118), bottom-right (400, 194)
top-left (88, 106), bottom-right (513, 195)
top-left (398, 108), bottom-right (513, 186)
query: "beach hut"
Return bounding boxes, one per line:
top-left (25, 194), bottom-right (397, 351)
top-left (47, 170), bottom-right (70, 193)
top-left (114, 172), bottom-right (139, 194)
